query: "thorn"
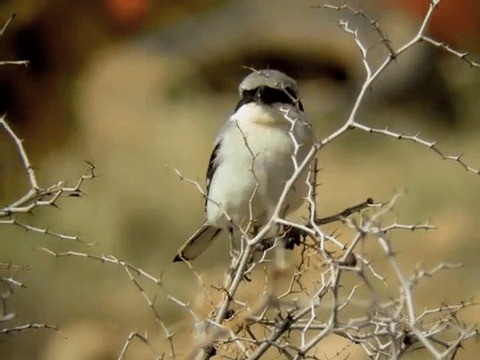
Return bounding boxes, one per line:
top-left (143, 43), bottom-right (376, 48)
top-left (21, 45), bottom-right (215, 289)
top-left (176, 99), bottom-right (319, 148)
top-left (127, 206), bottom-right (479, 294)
top-left (50, 202), bottom-right (61, 210)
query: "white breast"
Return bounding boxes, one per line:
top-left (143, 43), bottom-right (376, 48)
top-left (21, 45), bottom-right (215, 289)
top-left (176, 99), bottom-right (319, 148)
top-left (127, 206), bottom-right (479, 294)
top-left (206, 103), bottom-right (313, 230)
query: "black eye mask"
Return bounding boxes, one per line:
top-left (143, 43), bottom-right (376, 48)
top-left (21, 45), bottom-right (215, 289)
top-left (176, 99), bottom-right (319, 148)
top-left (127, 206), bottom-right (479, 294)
top-left (235, 86), bottom-right (304, 112)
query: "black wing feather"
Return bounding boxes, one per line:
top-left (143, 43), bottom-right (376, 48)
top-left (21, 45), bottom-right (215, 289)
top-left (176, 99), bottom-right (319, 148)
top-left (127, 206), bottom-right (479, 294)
top-left (205, 141), bottom-right (221, 208)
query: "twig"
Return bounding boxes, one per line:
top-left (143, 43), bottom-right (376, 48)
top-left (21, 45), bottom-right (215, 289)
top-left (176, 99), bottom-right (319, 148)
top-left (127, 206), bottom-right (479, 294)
top-left (0, 60), bottom-right (29, 67)
top-left (0, 116), bottom-right (39, 190)
top-left (315, 198), bottom-right (375, 225)
top-left (39, 248), bottom-right (162, 285)
top-left (0, 323), bottom-right (58, 335)
top-left (117, 331), bottom-right (163, 360)
top-left (0, 118), bottom-right (96, 241)
top-left (0, 14), bottom-right (15, 36)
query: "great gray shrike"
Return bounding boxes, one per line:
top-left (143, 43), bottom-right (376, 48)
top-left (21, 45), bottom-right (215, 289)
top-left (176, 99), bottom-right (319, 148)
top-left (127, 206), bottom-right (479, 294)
top-left (174, 69), bottom-right (314, 262)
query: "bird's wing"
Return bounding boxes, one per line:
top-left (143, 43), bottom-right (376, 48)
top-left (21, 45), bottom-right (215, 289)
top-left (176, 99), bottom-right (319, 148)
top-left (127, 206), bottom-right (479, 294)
top-left (205, 141), bottom-right (221, 208)
top-left (205, 118), bottom-right (238, 207)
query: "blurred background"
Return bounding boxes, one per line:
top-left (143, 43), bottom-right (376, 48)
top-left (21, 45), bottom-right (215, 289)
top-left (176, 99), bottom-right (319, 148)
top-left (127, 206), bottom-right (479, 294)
top-left (0, 0), bottom-right (479, 358)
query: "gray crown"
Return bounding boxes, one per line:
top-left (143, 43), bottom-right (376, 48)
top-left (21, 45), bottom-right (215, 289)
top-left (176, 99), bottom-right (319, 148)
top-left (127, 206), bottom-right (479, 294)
top-left (238, 69), bottom-right (299, 96)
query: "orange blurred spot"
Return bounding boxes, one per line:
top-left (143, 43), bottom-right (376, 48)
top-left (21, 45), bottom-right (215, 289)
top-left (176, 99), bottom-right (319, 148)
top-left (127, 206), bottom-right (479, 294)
top-left (387, 0), bottom-right (480, 46)
top-left (104, 0), bottom-right (148, 27)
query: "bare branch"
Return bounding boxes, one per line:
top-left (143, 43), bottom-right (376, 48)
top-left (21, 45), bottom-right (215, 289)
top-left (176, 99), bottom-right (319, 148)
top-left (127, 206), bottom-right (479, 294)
top-left (0, 323), bottom-right (58, 335)
top-left (421, 36), bottom-right (480, 68)
top-left (352, 122), bottom-right (480, 175)
top-left (0, 114), bottom-right (95, 240)
top-left (0, 116), bottom-right (39, 190)
top-left (117, 331), bottom-right (163, 360)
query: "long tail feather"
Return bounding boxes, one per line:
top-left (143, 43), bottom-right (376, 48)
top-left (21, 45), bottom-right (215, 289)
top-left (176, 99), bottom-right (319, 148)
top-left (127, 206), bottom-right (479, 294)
top-left (173, 223), bottom-right (222, 262)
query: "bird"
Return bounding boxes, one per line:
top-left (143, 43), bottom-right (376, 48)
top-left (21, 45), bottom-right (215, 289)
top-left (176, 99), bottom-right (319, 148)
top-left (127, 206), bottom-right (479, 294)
top-left (174, 69), bottom-right (315, 262)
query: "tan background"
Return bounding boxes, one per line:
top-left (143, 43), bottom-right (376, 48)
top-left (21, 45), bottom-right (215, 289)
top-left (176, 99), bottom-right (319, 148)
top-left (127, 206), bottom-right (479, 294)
top-left (0, 0), bottom-right (479, 358)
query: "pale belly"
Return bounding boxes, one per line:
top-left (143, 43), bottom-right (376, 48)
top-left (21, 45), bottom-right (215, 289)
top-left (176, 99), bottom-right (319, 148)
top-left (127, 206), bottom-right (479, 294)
top-left (206, 115), bottom-right (312, 230)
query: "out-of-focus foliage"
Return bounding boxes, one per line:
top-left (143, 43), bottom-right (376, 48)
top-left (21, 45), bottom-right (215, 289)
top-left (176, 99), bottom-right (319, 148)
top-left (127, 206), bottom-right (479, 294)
top-left (0, 1), bottom-right (479, 359)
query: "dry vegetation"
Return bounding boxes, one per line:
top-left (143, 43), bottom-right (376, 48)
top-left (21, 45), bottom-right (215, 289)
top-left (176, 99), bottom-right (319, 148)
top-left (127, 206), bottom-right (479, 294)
top-left (1, 1), bottom-right (480, 359)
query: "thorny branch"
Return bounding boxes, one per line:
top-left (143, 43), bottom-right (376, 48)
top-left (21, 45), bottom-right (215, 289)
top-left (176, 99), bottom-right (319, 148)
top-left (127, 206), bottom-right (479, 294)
top-left (0, 323), bottom-right (58, 335)
top-left (4, 1), bottom-right (478, 359)
top-left (118, 332), bottom-right (163, 360)
top-left (0, 15), bottom-right (28, 67)
top-left (173, 1), bottom-right (480, 359)
top-left (39, 247), bottom-right (175, 359)
top-left (0, 14), bottom-right (92, 341)
top-left (0, 116), bottom-right (95, 242)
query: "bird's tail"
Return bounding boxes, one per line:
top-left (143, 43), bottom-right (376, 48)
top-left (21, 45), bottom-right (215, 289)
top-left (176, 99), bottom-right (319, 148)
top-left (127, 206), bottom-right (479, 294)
top-left (173, 223), bottom-right (222, 262)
